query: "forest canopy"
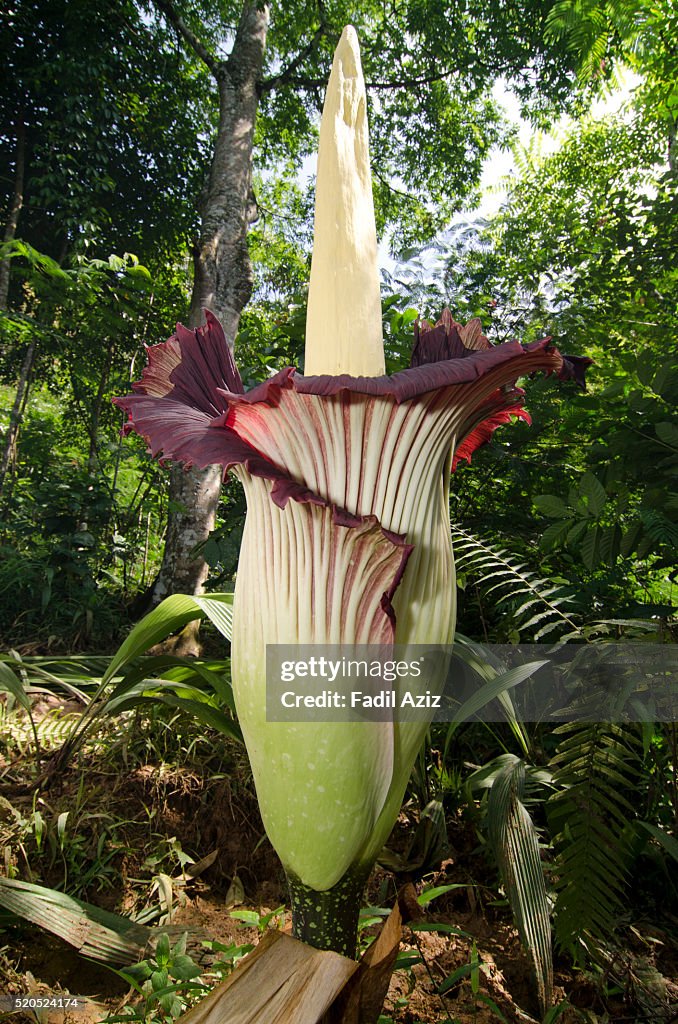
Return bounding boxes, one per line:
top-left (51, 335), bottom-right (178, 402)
top-left (1, 0), bottom-right (675, 646)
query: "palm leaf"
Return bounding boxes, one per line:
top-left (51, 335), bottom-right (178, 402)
top-left (484, 755), bottom-right (553, 1015)
top-left (0, 878), bottom-right (150, 965)
top-left (0, 878), bottom-right (208, 967)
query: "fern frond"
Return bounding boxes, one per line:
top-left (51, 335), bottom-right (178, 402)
top-left (547, 723), bottom-right (641, 961)
top-left (451, 525), bottom-right (582, 641)
top-left (3, 709), bottom-right (82, 751)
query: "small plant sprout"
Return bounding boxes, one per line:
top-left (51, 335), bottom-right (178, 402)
top-left (108, 932), bottom-right (205, 1023)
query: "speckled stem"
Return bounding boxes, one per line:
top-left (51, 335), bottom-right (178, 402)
top-left (286, 870), bottom-right (368, 959)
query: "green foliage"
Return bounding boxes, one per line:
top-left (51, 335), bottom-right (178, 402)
top-left (432, 634), bottom-right (678, 1003)
top-left (4, 795), bottom-right (122, 897)
top-left (452, 524), bottom-right (582, 641)
top-left (115, 933), bottom-right (205, 1022)
top-left (483, 756), bottom-right (553, 1015)
top-left (229, 906), bottom-right (285, 933)
top-left (256, 0), bottom-right (589, 248)
top-left (0, 245), bottom-right (175, 647)
top-left (547, 722), bottom-right (642, 961)
top-left (36, 592), bottom-right (240, 770)
top-left (546, 0), bottom-right (678, 131)
top-left (1, 0), bottom-right (211, 263)
top-left (381, 298), bottom-right (421, 375)
top-left (433, 69), bottom-right (678, 628)
top-left (248, 172), bottom-right (313, 305)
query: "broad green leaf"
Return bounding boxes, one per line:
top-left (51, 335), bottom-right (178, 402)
top-left (656, 422), bottom-right (678, 448)
top-left (639, 822), bottom-right (678, 864)
top-left (171, 955), bottom-right (202, 981)
top-left (566, 520), bottom-right (588, 545)
top-left (416, 884), bottom-right (467, 907)
top-left (533, 494), bottom-right (569, 518)
top-left (449, 660), bottom-right (548, 732)
top-left (192, 594), bottom-right (234, 642)
top-left (101, 595), bottom-right (210, 688)
top-left (155, 933), bottom-right (171, 962)
top-left (151, 968), bottom-right (168, 991)
top-left (101, 594), bottom-right (233, 693)
top-left (622, 524), bottom-right (647, 557)
top-left (600, 380), bottom-right (625, 398)
top-left (578, 472), bottom-right (607, 518)
top-left (598, 524), bottom-right (620, 565)
top-left (540, 520), bottom-right (571, 549)
top-left (0, 663), bottom-right (32, 712)
top-left (230, 910), bottom-right (261, 925)
top-left (579, 525), bottom-right (599, 570)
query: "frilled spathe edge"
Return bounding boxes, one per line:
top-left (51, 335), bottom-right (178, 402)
top-left (128, 310), bottom-right (244, 415)
top-left (115, 313), bottom-right (589, 491)
top-left (227, 335), bottom-right (588, 408)
top-left (122, 309), bottom-right (588, 417)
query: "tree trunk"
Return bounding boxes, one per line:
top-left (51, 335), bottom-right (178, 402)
top-left (87, 339), bottom-right (115, 474)
top-left (149, 2), bottom-right (269, 623)
top-left (0, 113), bottom-right (26, 311)
top-left (0, 337), bottom-right (37, 499)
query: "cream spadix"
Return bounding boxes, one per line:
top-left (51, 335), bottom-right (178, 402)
top-left (115, 26), bottom-right (590, 958)
top-left (304, 25), bottom-right (384, 377)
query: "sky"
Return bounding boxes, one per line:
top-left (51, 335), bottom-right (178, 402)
top-left (378, 70), bottom-right (641, 281)
top-left (477, 70), bottom-right (641, 217)
top-left (299, 67), bottom-right (641, 284)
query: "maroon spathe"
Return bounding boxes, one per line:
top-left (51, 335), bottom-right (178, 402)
top-left (114, 309), bottom-right (591, 510)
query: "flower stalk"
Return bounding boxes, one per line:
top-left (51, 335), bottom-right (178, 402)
top-left (286, 870), bottom-right (368, 958)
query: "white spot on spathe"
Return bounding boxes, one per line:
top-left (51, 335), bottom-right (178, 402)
top-left (317, 785), bottom-right (325, 793)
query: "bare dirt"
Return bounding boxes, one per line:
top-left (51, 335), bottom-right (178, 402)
top-left (1, 727), bottom-right (677, 1023)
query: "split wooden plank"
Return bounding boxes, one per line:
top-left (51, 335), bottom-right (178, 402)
top-left (178, 930), bottom-right (358, 1024)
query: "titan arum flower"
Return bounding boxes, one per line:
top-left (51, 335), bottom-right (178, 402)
top-left (115, 27), bottom-right (589, 957)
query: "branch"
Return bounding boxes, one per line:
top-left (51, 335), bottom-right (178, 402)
top-left (366, 69), bottom-right (454, 90)
top-left (260, 0), bottom-right (327, 92)
top-left (152, 0), bottom-right (219, 77)
top-left (263, 75), bottom-right (326, 90)
top-left (371, 166), bottom-right (420, 204)
top-left (261, 67), bottom-right (456, 94)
